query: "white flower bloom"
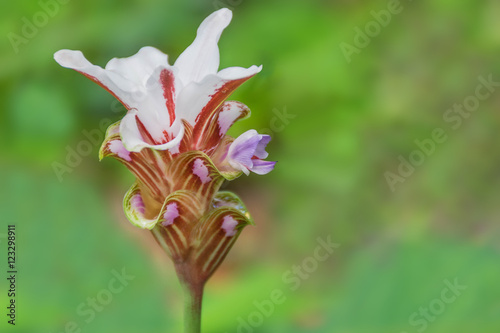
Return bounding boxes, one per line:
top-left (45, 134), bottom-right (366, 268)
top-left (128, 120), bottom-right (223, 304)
top-left (54, 9), bottom-right (262, 152)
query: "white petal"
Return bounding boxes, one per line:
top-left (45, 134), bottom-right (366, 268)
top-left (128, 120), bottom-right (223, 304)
top-left (175, 75), bottom-right (222, 124)
top-left (174, 8), bottom-right (232, 85)
top-left (145, 65), bottom-right (183, 96)
top-left (144, 65), bottom-right (182, 123)
top-left (120, 111), bottom-right (185, 152)
top-left (217, 101), bottom-right (250, 136)
top-left (176, 67), bottom-right (259, 125)
top-left (105, 46), bottom-right (170, 85)
top-left (152, 121), bottom-right (184, 150)
top-left (55, 50), bottom-right (179, 147)
top-left (131, 66), bottom-right (179, 140)
top-left (54, 49), bottom-right (139, 108)
top-left (217, 65), bottom-right (262, 80)
top-left (121, 66), bottom-right (182, 145)
top-left (119, 111), bottom-right (148, 152)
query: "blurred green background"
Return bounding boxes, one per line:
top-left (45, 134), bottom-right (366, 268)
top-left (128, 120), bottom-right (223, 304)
top-left (1, 0), bottom-right (499, 332)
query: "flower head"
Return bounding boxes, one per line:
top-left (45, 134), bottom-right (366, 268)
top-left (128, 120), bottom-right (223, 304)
top-left (54, 9), bottom-right (261, 154)
top-left (54, 9), bottom-right (275, 284)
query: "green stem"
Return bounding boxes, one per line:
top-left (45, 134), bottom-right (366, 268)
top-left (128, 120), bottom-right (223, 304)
top-left (182, 281), bottom-right (204, 333)
top-left (176, 262), bottom-right (204, 333)
top-left (151, 228), bottom-right (206, 332)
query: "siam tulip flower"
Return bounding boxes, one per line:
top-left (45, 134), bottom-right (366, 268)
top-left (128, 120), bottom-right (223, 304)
top-left (54, 8), bottom-right (275, 333)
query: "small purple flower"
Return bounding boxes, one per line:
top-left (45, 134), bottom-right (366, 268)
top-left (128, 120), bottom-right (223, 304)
top-left (227, 130), bottom-right (276, 175)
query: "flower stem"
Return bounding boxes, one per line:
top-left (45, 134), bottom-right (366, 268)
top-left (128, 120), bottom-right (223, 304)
top-left (182, 281), bottom-right (204, 333)
top-left (176, 261), bottom-right (205, 333)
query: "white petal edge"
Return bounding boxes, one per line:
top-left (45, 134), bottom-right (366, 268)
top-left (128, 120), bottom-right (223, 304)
top-left (120, 110), bottom-right (185, 152)
top-left (105, 46), bottom-right (170, 85)
top-left (176, 66), bottom-right (261, 125)
top-left (217, 65), bottom-right (263, 80)
top-left (174, 8), bottom-right (232, 85)
top-left (217, 101), bottom-right (250, 137)
top-left (54, 49), bottom-right (139, 108)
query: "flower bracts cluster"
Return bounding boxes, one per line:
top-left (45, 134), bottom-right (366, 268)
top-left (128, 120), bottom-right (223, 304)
top-left (54, 9), bottom-right (275, 283)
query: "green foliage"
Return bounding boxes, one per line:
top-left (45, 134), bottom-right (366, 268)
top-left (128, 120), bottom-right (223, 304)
top-left (1, 0), bottom-right (499, 332)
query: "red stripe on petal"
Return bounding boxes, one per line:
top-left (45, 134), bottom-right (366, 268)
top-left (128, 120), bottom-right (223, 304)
top-left (194, 77), bottom-right (248, 127)
top-left (191, 208), bottom-right (251, 281)
top-left (192, 76), bottom-right (254, 149)
top-left (193, 101), bottom-right (249, 153)
top-left (151, 190), bottom-right (205, 261)
top-left (179, 120), bottom-right (194, 153)
top-left (162, 130), bottom-right (173, 145)
top-left (160, 69), bottom-right (176, 126)
top-left (167, 152), bottom-right (224, 211)
top-left (135, 115), bottom-right (159, 145)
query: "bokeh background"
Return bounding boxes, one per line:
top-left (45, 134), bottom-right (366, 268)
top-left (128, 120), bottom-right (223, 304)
top-left (1, 0), bottom-right (499, 332)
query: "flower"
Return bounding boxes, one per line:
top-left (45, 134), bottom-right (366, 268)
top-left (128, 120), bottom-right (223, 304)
top-left (227, 130), bottom-right (276, 175)
top-left (54, 8), bottom-right (262, 154)
top-left (54, 8), bottom-right (276, 286)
